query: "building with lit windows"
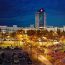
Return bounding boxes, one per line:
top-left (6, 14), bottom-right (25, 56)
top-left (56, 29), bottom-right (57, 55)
top-left (0, 25), bottom-right (21, 33)
top-left (35, 8), bottom-right (46, 29)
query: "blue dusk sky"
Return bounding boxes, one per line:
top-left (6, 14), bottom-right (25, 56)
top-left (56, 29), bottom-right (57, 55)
top-left (0, 0), bottom-right (65, 27)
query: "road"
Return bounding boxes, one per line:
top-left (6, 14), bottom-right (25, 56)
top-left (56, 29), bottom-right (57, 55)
top-left (0, 40), bottom-right (52, 65)
top-left (23, 46), bottom-right (52, 65)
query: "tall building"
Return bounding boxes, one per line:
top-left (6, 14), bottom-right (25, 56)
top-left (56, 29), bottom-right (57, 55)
top-left (35, 12), bottom-right (39, 29)
top-left (35, 8), bottom-right (46, 29)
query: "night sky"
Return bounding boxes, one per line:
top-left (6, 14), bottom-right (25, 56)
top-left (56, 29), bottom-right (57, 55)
top-left (0, 0), bottom-right (65, 27)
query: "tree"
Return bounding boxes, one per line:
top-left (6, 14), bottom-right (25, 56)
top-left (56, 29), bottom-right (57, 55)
top-left (27, 30), bottom-right (36, 36)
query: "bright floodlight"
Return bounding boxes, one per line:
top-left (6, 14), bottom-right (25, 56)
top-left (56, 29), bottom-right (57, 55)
top-left (40, 9), bottom-right (43, 12)
top-left (39, 8), bottom-right (45, 13)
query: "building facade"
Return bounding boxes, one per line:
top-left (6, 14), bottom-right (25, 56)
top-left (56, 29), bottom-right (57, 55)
top-left (35, 8), bottom-right (46, 29)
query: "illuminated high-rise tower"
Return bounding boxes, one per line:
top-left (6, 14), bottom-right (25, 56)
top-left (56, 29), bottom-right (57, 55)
top-left (35, 8), bottom-right (46, 29)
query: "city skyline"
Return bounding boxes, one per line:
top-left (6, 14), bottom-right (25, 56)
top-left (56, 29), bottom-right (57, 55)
top-left (0, 0), bottom-right (65, 27)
